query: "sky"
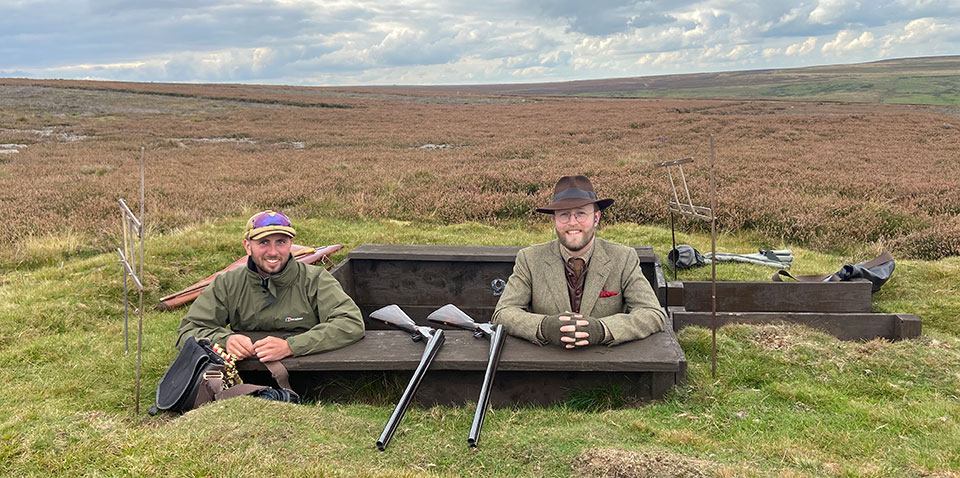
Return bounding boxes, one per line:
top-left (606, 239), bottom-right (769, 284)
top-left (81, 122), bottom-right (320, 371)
top-left (1, 0), bottom-right (958, 86)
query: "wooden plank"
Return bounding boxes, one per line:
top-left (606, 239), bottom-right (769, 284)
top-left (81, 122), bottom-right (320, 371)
top-left (347, 244), bottom-right (523, 262)
top-left (417, 370), bottom-right (661, 405)
top-left (349, 243), bottom-right (658, 264)
top-left (329, 259), bottom-right (355, 297)
top-left (240, 369), bottom-right (670, 405)
top-left (349, 260), bottom-right (514, 307)
top-left (653, 258), bottom-right (667, 307)
top-left (679, 281), bottom-right (873, 313)
top-left (650, 372), bottom-right (677, 399)
top-left (634, 247), bottom-right (660, 295)
top-left (671, 311), bottom-right (907, 341)
top-left (893, 314), bottom-right (922, 340)
top-left (664, 281), bottom-right (684, 308)
top-left (236, 329), bottom-right (685, 373)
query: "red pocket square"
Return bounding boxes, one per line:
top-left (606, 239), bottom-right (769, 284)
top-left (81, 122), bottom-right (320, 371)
top-left (599, 288), bottom-right (619, 298)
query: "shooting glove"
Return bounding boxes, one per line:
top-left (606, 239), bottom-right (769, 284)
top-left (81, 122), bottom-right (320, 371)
top-left (539, 314), bottom-right (576, 345)
top-left (574, 316), bottom-right (607, 345)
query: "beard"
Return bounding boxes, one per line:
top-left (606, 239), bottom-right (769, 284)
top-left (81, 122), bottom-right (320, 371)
top-left (556, 224), bottom-right (596, 252)
top-left (252, 253), bottom-right (289, 275)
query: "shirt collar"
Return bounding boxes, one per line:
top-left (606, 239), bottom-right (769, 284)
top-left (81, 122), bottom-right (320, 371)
top-left (559, 240), bottom-right (594, 266)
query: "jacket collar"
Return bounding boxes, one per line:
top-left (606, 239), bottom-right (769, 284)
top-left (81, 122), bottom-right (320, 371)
top-left (246, 254), bottom-right (299, 296)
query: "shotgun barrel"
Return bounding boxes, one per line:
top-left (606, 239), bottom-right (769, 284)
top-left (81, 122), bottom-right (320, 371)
top-left (467, 323), bottom-right (504, 447)
top-left (369, 304), bottom-right (445, 451)
top-left (427, 304), bottom-right (505, 448)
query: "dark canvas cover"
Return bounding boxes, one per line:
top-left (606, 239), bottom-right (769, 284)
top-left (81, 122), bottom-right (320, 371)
top-left (155, 337), bottom-right (219, 413)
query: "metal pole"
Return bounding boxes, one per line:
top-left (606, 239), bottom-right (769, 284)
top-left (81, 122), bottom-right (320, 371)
top-left (669, 212), bottom-right (677, 282)
top-left (677, 165), bottom-right (695, 212)
top-left (709, 135), bottom-right (717, 379)
top-left (121, 255), bottom-right (129, 353)
top-left (135, 147), bottom-right (145, 414)
top-left (666, 169), bottom-right (680, 208)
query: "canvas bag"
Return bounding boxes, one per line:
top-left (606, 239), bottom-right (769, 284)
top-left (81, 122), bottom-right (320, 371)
top-left (148, 337), bottom-right (298, 415)
top-left (772, 252), bottom-right (895, 293)
top-left (667, 245), bottom-right (706, 270)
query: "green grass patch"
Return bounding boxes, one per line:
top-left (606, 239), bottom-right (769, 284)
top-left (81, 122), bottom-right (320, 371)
top-left (2, 217), bottom-right (958, 477)
top-left (580, 73), bottom-right (960, 106)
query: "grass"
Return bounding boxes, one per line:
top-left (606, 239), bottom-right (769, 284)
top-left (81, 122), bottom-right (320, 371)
top-left (2, 216), bottom-right (959, 477)
top-left (584, 74), bottom-right (960, 106)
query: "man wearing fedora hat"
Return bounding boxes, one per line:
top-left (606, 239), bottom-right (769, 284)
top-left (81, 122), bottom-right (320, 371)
top-left (176, 210), bottom-right (364, 361)
top-left (493, 176), bottom-right (666, 348)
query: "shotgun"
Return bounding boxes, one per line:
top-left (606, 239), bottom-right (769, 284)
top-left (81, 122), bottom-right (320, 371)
top-left (427, 304), bottom-right (505, 448)
top-left (369, 304), bottom-right (445, 451)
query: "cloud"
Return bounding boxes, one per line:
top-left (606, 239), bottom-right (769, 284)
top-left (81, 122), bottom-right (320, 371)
top-left (527, 0), bottom-right (679, 36)
top-left (785, 37), bottom-right (818, 55)
top-left (822, 30), bottom-right (875, 53)
top-left (2, 0), bottom-right (959, 85)
top-left (882, 17), bottom-right (948, 47)
top-left (364, 28), bottom-right (460, 66)
top-left (702, 44), bottom-right (757, 62)
top-left (809, 0), bottom-right (862, 25)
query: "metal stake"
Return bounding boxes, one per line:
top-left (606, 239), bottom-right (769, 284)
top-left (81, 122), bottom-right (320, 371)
top-left (117, 147), bottom-right (146, 413)
top-left (655, 136), bottom-right (719, 377)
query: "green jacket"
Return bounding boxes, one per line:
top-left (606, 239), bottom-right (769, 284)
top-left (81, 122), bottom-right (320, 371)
top-left (492, 238), bottom-right (666, 346)
top-left (176, 256), bottom-right (364, 356)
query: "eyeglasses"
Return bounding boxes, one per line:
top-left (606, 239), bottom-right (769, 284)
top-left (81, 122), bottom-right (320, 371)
top-left (250, 211), bottom-right (291, 228)
top-left (554, 211), bottom-right (593, 224)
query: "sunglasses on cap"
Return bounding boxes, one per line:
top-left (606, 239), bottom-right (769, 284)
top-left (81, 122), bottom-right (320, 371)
top-left (250, 211), bottom-right (291, 228)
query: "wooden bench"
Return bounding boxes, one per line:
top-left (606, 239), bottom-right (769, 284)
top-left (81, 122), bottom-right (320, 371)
top-left (664, 281), bottom-right (921, 341)
top-left (237, 244), bottom-right (686, 405)
top-left (238, 328), bottom-right (686, 406)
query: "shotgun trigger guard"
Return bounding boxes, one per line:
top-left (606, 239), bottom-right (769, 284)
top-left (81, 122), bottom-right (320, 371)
top-left (473, 330), bottom-right (484, 339)
top-left (410, 331), bottom-right (424, 342)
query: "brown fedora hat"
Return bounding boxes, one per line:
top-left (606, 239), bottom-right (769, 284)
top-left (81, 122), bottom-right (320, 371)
top-left (535, 175), bottom-right (614, 213)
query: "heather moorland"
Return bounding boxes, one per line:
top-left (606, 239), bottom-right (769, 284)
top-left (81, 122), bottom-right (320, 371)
top-left (1, 77), bottom-right (959, 268)
top-left (1, 77), bottom-right (959, 478)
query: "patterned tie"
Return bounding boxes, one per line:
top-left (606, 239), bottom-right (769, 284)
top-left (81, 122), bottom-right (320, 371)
top-left (569, 257), bottom-right (585, 276)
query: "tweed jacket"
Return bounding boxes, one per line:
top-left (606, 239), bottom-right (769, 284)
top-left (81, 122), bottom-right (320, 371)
top-left (492, 238), bottom-right (666, 346)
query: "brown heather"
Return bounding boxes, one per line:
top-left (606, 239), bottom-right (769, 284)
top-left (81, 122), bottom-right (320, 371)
top-left (2, 79), bottom-right (959, 261)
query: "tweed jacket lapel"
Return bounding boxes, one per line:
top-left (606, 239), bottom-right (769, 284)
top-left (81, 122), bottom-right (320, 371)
top-left (579, 240), bottom-right (610, 316)
top-left (540, 242), bottom-right (571, 312)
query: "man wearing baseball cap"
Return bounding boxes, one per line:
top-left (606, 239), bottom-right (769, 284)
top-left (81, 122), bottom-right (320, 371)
top-left (176, 210), bottom-right (364, 361)
top-left (493, 176), bottom-right (666, 348)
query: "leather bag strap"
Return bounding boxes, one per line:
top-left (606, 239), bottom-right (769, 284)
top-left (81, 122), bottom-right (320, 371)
top-left (263, 360), bottom-right (292, 390)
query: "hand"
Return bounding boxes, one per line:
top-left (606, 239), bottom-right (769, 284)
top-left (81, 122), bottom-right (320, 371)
top-left (253, 336), bottom-right (293, 362)
top-left (559, 314), bottom-right (590, 349)
top-left (560, 315), bottom-right (605, 349)
top-left (540, 313), bottom-right (577, 345)
top-left (226, 334), bottom-right (256, 360)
